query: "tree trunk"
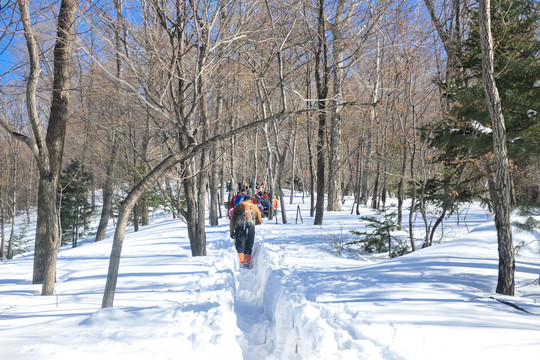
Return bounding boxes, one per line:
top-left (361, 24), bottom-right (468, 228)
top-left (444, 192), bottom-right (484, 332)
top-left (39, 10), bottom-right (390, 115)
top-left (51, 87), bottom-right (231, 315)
top-left (96, 136), bottom-right (119, 241)
top-left (355, 148), bottom-right (362, 215)
top-left (196, 167), bottom-right (208, 255)
top-left (183, 162), bottom-right (201, 256)
top-left (256, 80), bottom-right (277, 221)
top-left (102, 150), bottom-right (189, 308)
top-left (327, 0), bottom-right (351, 212)
top-left (7, 139), bottom-right (19, 259)
top-left (361, 35), bottom-right (382, 206)
top-left (305, 63), bottom-right (316, 218)
top-left (274, 129), bottom-right (289, 224)
top-left (478, 0), bottom-right (514, 296)
top-left (397, 146), bottom-right (407, 228)
top-left (313, 0), bottom-right (329, 225)
top-left (209, 66), bottom-right (223, 226)
top-left (102, 197), bottom-right (131, 308)
top-left (1, 204), bottom-right (5, 260)
top-left (371, 150), bottom-right (381, 210)
top-left (209, 144), bottom-right (220, 226)
top-left (36, 177), bottom-right (62, 295)
top-left (290, 117), bottom-right (298, 205)
top-left (17, 0), bottom-right (78, 295)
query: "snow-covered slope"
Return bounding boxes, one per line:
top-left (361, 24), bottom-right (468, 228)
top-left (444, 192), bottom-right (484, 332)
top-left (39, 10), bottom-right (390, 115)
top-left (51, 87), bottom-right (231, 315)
top-left (1, 199), bottom-right (539, 359)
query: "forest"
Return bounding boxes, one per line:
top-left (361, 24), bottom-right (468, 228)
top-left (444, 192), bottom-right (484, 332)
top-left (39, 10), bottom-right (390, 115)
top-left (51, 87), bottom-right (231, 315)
top-left (0, 0), bottom-right (538, 304)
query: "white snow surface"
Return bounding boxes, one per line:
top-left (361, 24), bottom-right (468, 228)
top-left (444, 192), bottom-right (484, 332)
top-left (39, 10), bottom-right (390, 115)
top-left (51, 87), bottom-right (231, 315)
top-left (1, 196), bottom-right (540, 359)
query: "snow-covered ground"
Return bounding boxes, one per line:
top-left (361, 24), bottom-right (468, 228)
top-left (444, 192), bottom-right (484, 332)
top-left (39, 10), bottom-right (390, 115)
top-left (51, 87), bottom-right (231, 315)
top-left (1, 196), bottom-right (539, 359)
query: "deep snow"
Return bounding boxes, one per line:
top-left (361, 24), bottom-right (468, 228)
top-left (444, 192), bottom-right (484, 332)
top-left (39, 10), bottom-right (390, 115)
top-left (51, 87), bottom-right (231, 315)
top-left (1, 195), bottom-right (539, 359)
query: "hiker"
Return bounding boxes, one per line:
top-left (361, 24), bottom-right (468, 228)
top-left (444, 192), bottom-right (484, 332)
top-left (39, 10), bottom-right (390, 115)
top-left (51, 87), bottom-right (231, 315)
top-left (228, 189), bottom-right (245, 218)
top-left (230, 195), bottom-right (263, 268)
top-left (254, 193), bottom-right (268, 217)
top-left (234, 189), bottom-right (246, 206)
top-left (252, 196), bottom-right (265, 213)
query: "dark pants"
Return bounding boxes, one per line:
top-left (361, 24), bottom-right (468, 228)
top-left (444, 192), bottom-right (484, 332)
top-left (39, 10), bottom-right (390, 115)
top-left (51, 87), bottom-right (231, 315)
top-left (235, 225), bottom-right (255, 255)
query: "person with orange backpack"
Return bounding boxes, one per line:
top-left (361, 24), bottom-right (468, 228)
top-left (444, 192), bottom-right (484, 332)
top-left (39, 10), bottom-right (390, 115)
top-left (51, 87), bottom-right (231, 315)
top-left (230, 195), bottom-right (263, 268)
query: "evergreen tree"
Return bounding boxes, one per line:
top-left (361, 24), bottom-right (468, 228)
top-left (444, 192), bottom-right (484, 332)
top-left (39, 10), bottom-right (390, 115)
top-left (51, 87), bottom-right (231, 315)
top-left (59, 160), bottom-right (93, 247)
top-left (426, 0), bottom-right (540, 205)
top-left (349, 208), bottom-right (409, 258)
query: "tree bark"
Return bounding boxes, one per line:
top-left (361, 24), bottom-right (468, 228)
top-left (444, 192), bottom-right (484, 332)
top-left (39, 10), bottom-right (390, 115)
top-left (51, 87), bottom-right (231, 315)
top-left (7, 139), bottom-right (19, 259)
top-left (327, 0), bottom-right (354, 212)
top-left (209, 78), bottom-right (224, 226)
top-left (313, 0), bottom-right (329, 225)
top-left (478, 0), bottom-right (514, 296)
top-left (1, 206), bottom-right (5, 261)
top-left (305, 62), bottom-right (316, 218)
top-left (289, 117), bottom-right (298, 205)
top-left (95, 135), bottom-right (118, 241)
top-left (397, 146), bottom-right (407, 228)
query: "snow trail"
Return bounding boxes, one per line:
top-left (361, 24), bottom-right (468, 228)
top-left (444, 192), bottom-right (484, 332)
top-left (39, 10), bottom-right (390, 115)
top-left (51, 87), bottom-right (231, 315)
top-left (233, 243), bottom-right (274, 359)
top-left (231, 227), bottom-right (307, 360)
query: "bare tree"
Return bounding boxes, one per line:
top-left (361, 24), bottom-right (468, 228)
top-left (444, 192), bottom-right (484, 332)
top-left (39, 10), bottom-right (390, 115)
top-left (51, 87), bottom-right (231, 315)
top-left (326, 0), bottom-right (361, 212)
top-left (95, 0), bottom-right (125, 242)
top-left (0, 0), bottom-right (78, 295)
top-left (423, 0), bottom-right (466, 102)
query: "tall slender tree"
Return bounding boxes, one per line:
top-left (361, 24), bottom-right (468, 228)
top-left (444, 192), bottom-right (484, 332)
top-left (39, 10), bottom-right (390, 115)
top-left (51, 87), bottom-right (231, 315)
top-left (478, 0), bottom-right (514, 295)
top-left (313, 0), bottom-right (329, 225)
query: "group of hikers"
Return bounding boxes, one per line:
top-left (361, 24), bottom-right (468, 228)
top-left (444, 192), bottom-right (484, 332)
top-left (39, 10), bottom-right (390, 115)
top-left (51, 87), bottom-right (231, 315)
top-left (228, 183), bottom-right (279, 269)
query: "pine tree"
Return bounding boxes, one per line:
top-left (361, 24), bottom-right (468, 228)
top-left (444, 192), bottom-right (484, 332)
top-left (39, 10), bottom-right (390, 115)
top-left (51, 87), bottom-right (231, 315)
top-left (349, 208), bottom-right (409, 258)
top-left (459, 0), bottom-right (540, 163)
top-left (59, 160), bottom-right (93, 248)
top-left (427, 0), bottom-right (540, 205)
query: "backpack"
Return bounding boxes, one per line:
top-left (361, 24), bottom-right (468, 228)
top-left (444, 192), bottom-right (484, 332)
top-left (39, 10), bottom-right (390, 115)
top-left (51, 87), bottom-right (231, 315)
top-left (236, 202), bottom-right (255, 229)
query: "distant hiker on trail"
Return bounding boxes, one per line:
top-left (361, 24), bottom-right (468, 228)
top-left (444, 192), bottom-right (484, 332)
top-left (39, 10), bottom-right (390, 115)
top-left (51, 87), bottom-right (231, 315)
top-left (230, 195), bottom-right (263, 268)
top-left (258, 195), bottom-right (270, 218)
top-left (252, 196), bottom-right (265, 212)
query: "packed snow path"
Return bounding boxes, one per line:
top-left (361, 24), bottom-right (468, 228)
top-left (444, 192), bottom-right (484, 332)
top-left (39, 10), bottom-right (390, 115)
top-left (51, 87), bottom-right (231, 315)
top-left (233, 244), bottom-right (274, 359)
